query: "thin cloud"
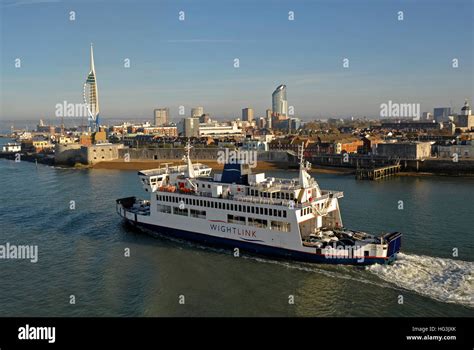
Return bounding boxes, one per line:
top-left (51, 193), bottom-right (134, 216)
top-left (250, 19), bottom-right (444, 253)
top-left (2, 0), bottom-right (61, 8)
top-left (165, 39), bottom-right (257, 43)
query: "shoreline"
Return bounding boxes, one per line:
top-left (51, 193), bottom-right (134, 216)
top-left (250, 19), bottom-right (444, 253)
top-left (2, 156), bottom-right (473, 177)
top-left (90, 159), bottom-right (354, 174)
top-left (90, 160), bottom-right (474, 177)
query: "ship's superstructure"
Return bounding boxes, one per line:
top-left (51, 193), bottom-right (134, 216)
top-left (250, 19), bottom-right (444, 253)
top-left (116, 144), bottom-right (401, 265)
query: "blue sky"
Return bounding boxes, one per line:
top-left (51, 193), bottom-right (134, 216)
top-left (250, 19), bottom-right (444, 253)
top-left (1, 0), bottom-right (472, 122)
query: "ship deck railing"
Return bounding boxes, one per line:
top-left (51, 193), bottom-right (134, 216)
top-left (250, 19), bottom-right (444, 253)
top-left (138, 163), bottom-right (210, 176)
top-left (163, 188), bottom-right (343, 208)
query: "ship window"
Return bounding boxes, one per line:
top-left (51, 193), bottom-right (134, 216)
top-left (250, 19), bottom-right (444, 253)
top-left (251, 206), bottom-right (255, 214)
top-left (248, 217), bottom-right (267, 228)
top-left (278, 210), bottom-right (282, 217)
top-left (260, 207), bottom-right (263, 215)
top-left (190, 209), bottom-right (206, 219)
top-left (227, 214), bottom-right (245, 225)
top-left (199, 200), bottom-right (203, 206)
top-left (364, 251), bottom-right (369, 257)
top-left (239, 205), bottom-right (242, 212)
top-left (226, 203), bottom-right (229, 210)
top-left (271, 221), bottom-right (291, 232)
top-left (264, 208), bottom-right (268, 215)
top-left (219, 203), bottom-right (222, 209)
top-left (283, 211), bottom-right (287, 218)
top-left (243, 206), bottom-right (246, 213)
top-left (208, 184), bottom-right (211, 188)
top-left (173, 207), bottom-right (188, 216)
top-left (157, 205), bottom-right (171, 214)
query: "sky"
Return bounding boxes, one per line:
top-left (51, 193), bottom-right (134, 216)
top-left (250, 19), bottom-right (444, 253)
top-left (0, 0), bottom-right (473, 123)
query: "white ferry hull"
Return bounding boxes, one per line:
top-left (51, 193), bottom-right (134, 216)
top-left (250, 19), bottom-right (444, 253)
top-left (117, 198), bottom-right (400, 266)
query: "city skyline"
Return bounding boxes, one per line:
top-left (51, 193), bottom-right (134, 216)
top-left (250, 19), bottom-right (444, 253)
top-left (1, 0), bottom-right (473, 121)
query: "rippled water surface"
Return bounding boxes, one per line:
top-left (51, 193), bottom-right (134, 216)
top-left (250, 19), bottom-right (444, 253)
top-left (0, 157), bottom-right (473, 316)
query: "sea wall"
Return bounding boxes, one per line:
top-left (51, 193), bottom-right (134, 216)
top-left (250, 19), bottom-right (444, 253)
top-left (117, 148), bottom-right (293, 162)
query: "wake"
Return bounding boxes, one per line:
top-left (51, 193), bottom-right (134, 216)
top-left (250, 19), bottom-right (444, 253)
top-left (368, 253), bottom-right (473, 308)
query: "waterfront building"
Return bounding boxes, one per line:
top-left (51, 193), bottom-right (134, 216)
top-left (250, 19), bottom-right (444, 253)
top-left (143, 126), bottom-right (178, 137)
top-left (242, 108), bottom-right (254, 122)
top-left (433, 107), bottom-right (452, 123)
top-left (375, 142), bottom-right (432, 160)
top-left (57, 135), bottom-right (77, 144)
top-left (154, 108), bottom-right (169, 126)
top-left (184, 117), bottom-right (200, 137)
top-left (241, 137), bottom-right (270, 151)
top-left (198, 121), bottom-right (243, 137)
top-left (266, 109), bottom-right (273, 129)
top-left (454, 100), bottom-right (474, 132)
top-left (272, 85), bottom-right (288, 117)
top-left (378, 121), bottom-right (441, 132)
top-left (289, 118), bottom-right (301, 131)
top-left (305, 142), bottom-right (336, 156)
top-left (435, 141), bottom-right (473, 159)
top-left (335, 140), bottom-right (364, 154)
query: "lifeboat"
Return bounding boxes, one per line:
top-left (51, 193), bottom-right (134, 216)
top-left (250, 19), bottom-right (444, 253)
top-left (159, 185), bottom-right (176, 192)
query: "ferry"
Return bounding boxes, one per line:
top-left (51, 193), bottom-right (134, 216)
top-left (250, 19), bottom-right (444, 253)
top-left (116, 144), bottom-right (401, 265)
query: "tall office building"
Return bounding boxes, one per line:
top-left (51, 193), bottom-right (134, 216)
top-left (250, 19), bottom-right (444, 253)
top-left (433, 107), bottom-right (452, 122)
top-left (191, 107), bottom-right (204, 118)
top-left (266, 109), bottom-right (272, 129)
top-left (83, 44), bottom-right (100, 131)
top-left (154, 108), bottom-right (169, 126)
top-left (272, 85), bottom-right (288, 117)
top-left (184, 117), bottom-right (200, 137)
top-left (242, 108), bottom-right (254, 122)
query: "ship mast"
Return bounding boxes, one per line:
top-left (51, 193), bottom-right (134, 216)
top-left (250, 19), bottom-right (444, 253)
top-left (298, 142), bottom-right (311, 188)
top-left (184, 141), bottom-right (196, 178)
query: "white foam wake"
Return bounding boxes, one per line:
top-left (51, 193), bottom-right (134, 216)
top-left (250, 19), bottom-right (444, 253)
top-left (368, 253), bottom-right (474, 308)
